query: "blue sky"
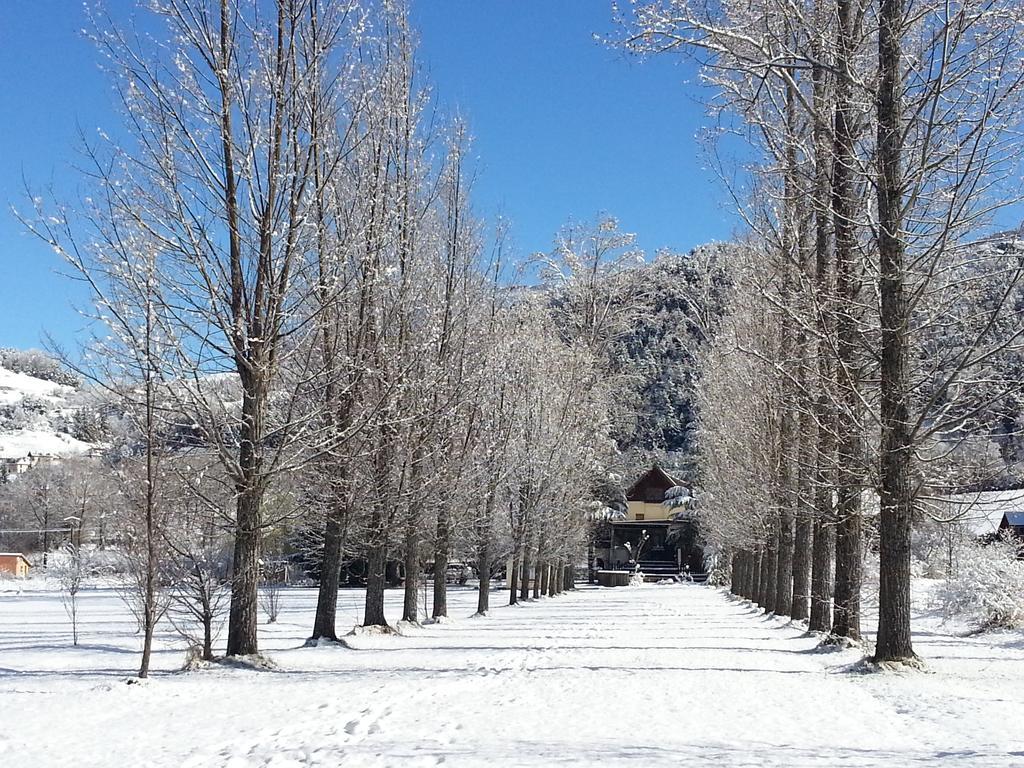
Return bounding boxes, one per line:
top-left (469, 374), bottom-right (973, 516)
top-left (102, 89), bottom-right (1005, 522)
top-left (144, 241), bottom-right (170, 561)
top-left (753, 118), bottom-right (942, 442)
top-left (0, 1), bottom-right (733, 351)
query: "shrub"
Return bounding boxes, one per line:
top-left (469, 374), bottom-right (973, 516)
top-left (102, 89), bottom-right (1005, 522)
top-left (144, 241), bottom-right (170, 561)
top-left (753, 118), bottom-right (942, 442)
top-left (934, 535), bottom-right (1024, 631)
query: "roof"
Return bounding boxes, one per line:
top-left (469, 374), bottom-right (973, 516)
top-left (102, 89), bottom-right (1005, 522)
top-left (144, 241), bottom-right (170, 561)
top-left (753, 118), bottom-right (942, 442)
top-left (0, 553), bottom-right (31, 563)
top-left (625, 465), bottom-right (685, 501)
top-left (1004, 512), bottom-right (1024, 528)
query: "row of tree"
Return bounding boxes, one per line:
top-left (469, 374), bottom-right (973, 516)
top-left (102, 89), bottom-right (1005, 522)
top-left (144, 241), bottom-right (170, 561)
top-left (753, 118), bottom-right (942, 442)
top-left (617, 0), bottom-right (1024, 663)
top-left (16, 0), bottom-right (632, 676)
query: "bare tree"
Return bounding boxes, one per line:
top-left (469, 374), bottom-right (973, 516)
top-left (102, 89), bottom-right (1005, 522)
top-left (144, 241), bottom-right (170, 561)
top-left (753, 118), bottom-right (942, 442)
top-left (871, 0), bottom-right (1024, 665)
top-left (28, 0), bottom-right (368, 659)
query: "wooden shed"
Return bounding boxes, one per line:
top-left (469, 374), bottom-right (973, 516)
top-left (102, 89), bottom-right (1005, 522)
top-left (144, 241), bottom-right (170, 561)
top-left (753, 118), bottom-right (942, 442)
top-left (0, 553), bottom-right (31, 578)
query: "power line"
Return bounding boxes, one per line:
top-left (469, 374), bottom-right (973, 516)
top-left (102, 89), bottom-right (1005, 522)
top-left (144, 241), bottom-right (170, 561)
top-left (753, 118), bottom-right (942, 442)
top-left (0, 528), bottom-right (73, 534)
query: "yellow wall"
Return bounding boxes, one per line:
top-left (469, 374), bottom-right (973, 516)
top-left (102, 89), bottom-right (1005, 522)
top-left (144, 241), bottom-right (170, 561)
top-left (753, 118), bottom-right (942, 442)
top-left (0, 556), bottom-right (29, 578)
top-left (626, 500), bottom-right (672, 522)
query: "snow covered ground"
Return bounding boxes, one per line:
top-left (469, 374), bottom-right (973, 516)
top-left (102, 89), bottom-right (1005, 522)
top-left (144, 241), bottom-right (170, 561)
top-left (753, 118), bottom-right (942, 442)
top-left (1, 580), bottom-right (1023, 767)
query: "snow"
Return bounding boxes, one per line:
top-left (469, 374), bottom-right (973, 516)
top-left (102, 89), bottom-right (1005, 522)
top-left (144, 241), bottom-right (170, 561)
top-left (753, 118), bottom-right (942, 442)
top-left (1, 582), bottom-right (1023, 766)
top-left (0, 428), bottom-right (93, 458)
top-left (0, 364), bottom-right (92, 459)
top-left (0, 366), bottom-right (72, 406)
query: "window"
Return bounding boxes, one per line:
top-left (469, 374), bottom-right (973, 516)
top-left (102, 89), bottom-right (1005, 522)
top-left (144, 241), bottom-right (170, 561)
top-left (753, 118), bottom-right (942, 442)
top-left (635, 513), bottom-right (645, 521)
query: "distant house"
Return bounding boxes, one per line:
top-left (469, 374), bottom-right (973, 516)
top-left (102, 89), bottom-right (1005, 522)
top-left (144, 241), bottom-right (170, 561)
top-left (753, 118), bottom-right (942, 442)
top-left (624, 465), bottom-right (687, 522)
top-left (0, 452), bottom-right (69, 479)
top-left (0, 553), bottom-right (31, 578)
top-left (999, 511), bottom-right (1024, 539)
top-left (1, 454), bottom-right (39, 477)
top-left (593, 465), bottom-right (707, 581)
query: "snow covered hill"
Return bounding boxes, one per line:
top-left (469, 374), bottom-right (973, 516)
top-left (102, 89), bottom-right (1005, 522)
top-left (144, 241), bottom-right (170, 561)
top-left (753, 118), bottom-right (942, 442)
top-left (0, 356), bottom-right (96, 461)
top-left (0, 365), bottom-right (74, 407)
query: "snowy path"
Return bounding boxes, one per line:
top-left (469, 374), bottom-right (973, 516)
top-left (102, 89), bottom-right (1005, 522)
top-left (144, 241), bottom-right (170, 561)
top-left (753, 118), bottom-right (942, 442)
top-left (1, 583), bottom-right (1023, 766)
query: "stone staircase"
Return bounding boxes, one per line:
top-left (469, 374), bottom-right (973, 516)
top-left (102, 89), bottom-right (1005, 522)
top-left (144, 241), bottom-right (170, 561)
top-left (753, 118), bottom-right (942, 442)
top-left (637, 559), bottom-right (708, 583)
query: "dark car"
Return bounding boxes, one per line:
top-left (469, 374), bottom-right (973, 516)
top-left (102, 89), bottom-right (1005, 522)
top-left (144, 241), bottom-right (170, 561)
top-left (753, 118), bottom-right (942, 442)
top-left (340, 558), bottom-right (405, 587)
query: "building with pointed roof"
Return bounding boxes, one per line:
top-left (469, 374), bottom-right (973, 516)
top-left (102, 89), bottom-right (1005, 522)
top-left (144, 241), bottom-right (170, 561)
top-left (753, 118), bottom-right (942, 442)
top-left (592, 465), bottom-right (707, 581)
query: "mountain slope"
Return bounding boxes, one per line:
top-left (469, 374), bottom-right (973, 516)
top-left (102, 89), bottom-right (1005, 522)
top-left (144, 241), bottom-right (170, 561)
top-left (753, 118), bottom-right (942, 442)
top-left (0, 361), bottom-right (94, 458)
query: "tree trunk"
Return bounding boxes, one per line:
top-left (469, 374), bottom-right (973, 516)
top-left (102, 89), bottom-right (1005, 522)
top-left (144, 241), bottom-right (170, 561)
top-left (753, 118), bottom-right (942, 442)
top-left (509, 551), bottom-right (520, 606)
top-left (227, 483), bottom-right (261, 656)
top-left (139, 337), bottom-right (157, 679)
top-left (805, 27), bottom-right (836, 637)
top-left (759, 525), bottom-right (778, 612)
top-left (773, 81), bottom-right (799, 620)
top-left (735, 551), bottom-right (747, 598)
top-left (791, 124), bottom-right (817, 624)
top-left (792, 398), bottom-right (815, 621)
top-left (221, 0), bottom-right (264, 660)
top-left (476, 548), bottom-right (491, 615)
top-left (833, 486), bottom-right (862, 639)
top-left (476, 516), bottom-right (492, 616)
top-left (533, 536), bottom-right (546, 600)
top-left (42, 504), bottom-right (50, 568)
top-left (750, 549), bottom-right (763, 603)
top-left (563, 563), bottom-right (573, 591)
top-left (810, 358), bottom-right (836, 633)
top-left (745, 550), bottom-right (756, 599)
top-left (363, 522), bottom-right (388, 628)
top-left (311, 493), bottom-right (346, 641)
top-left (830, 0), bottom-right (865, 644)
top-left (874, 0), bottom-right (915, 663)
top-left (775, 506), bottom-right (794, 617)
top-left (519, 536), bottom-right (533, 603)
top-left (402, 512), bottom-right (421, 624)
top-left (140, 591), bottom-right (155, 677)
top-left (432, 506), bottom-right (450, 620)
top-left (203, 608), bottom-right (213, 661)
top-left (734, 551), bottom-right (745, 597)
top-left (809, 515), bottom-right (834, 633)
top-left (792, 512), bottom-right (813, 619)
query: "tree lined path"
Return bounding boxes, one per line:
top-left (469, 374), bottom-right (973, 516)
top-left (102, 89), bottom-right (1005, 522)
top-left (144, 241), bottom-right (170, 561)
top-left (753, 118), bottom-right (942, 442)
top-left (3, 583), bottom-right (1022, 766)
